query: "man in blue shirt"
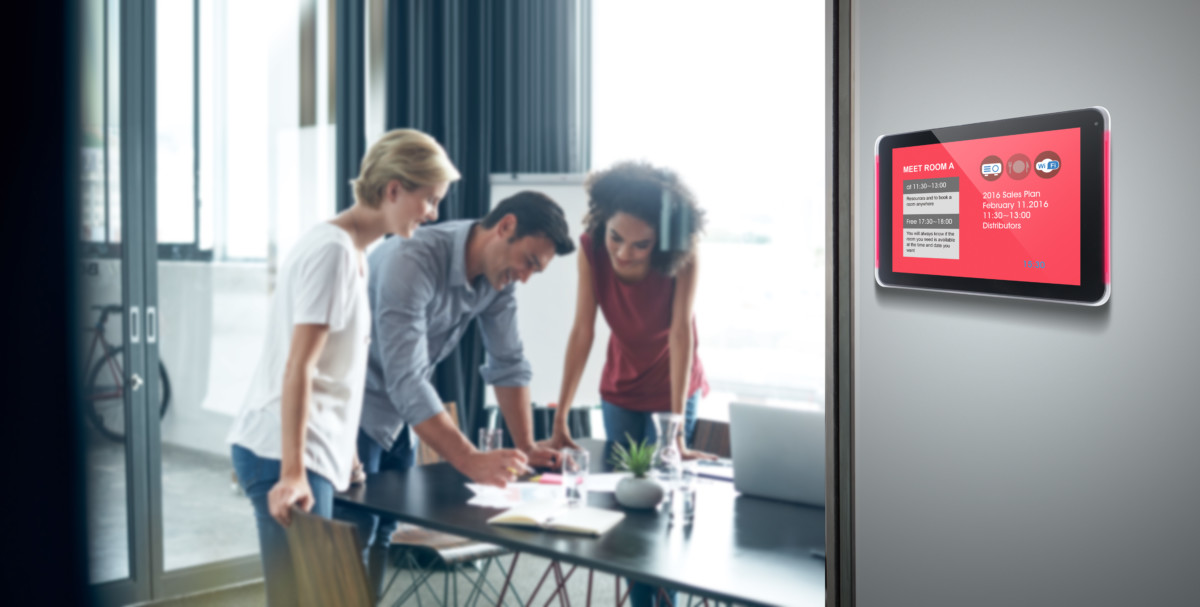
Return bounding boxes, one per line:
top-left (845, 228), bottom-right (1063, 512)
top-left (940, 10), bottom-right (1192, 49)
top-left (339, 191), bottom-right (576, 596)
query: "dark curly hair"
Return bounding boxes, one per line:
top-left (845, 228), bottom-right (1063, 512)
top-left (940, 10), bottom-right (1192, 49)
top-left (582, 161), bottom-right (706, 277)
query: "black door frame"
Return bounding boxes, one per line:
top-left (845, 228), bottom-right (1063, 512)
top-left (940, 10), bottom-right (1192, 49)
top-left (827, 0), bottom-right (855, 605)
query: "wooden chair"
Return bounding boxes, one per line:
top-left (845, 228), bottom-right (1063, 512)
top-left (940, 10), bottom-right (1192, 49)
top-left (285, 507), bottom-right (374, 607)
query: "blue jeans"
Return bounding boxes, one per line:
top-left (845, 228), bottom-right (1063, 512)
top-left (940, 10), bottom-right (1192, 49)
top-left (231, 444), bottom-right (334, 607)
top-left (601, 390), bottom-right (701, 448)
top-left (601, 390), bottom-right (701, 607)
top-left (332, 427), bottom-right (416, 599)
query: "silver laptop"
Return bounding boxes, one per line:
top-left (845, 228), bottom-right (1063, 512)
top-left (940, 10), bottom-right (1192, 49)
top-left (729, 400), bottom-right (825, 507)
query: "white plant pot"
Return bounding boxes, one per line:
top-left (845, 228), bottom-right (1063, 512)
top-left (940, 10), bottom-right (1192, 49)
top-left (615, 476), bottom-right (665, 510)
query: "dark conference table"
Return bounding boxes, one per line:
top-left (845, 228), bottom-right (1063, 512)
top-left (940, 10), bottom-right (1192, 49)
top-left (335, 439), bottom-right (825, 606)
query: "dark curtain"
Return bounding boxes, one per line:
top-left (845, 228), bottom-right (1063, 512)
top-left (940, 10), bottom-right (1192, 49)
top-left (335, 0), bottom-right (366, 212)
top-left (386, 0), bottom-right (591, 439)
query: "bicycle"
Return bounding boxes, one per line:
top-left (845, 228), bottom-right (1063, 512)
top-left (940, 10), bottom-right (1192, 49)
top-left (83, 304), bottom-right (172, 442)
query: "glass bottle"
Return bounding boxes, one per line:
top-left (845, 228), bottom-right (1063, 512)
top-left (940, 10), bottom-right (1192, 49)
top-left (651, 412), bottom-right (683, 483)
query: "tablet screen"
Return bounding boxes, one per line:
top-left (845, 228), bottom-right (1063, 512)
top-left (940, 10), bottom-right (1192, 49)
top-left (876, 108), bottom-right (1109, 305)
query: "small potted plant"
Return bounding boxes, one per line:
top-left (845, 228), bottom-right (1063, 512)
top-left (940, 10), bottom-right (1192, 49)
top-left (610, 434), bottom-right (666, 509)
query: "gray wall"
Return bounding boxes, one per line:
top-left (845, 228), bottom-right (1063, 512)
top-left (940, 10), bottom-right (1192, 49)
top-left (854, 1), bottom-right (1200, 605)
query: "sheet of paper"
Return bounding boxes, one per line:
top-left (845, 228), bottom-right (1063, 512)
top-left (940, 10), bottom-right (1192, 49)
top-left (465, 482), bottom-right (561, 508)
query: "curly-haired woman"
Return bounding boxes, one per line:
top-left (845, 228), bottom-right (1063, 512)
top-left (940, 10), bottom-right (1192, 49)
top-left (547, 160), bottom-right (714, 606)
top-left (547, 160), bottom-right (717, 457)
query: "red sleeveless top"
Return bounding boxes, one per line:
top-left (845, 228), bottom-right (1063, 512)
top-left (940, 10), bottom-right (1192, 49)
top-left (581, 232), bottom-right (708, 412)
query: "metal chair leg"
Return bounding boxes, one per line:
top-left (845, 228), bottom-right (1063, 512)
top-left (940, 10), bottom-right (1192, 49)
top-left (463, 556), bottom-right (494, 607)
top-left (474, 558), bottom-right (523, 606)
top-left (390, 551), bottom-right (445, 607)
top-left (389, 552), bottom-right (429, 606)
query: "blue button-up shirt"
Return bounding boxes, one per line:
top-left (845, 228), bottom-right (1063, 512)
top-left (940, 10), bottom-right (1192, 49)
top-left (360, 220), bottom-right (531, 450)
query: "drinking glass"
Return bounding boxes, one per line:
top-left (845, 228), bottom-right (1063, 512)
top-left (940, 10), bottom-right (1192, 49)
top-left (478, 428), bottom-right (504, 453)
top-left (561, 447), bottom-right (590, 507)
top-left (668, 460), bottom-right (698, 526)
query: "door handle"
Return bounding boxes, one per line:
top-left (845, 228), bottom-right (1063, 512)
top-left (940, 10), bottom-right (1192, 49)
top-left (147, 306), bottom-right (157, 344)
top-left (129, 306), bottom-right (140, 344)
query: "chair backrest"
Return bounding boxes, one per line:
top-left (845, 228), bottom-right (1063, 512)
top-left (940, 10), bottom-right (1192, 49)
top-left (692, 419), bottom-right (731, 458)
top-left (418, 402), bottom-right (459, 466)
top-left (285, 507), bottom-right (374, 607)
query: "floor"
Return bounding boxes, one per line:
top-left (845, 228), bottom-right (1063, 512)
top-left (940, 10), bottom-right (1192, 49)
top-left (86, 428), bottom-right (259, 584)
top-left (139, 555), bottom-right (728, 606)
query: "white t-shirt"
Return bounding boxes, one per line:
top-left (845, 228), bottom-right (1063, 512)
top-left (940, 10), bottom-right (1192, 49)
top-left (227, 222), bottom-right (371, 491)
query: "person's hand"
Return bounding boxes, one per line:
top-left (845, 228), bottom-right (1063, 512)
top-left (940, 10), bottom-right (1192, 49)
top-left (350, 454), bottom-right (367, 486)
top-left (268, 474), bottom-right (314, 526)
top-left (522, 443), bottom-right (563, 470)
top-left (457, 449), bottom-right (530, 487)
top-left (538, 427), bottom-right (581, 453)
top-left (679, 436), bottom-right (717, 462)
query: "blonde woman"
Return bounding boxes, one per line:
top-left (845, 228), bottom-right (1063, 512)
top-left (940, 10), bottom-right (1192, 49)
top-left (226, 129), bottom-right (460, 607)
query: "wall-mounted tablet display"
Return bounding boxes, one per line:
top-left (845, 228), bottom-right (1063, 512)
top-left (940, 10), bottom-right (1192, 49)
top-left (875, 107), bottom-right (1110, 305)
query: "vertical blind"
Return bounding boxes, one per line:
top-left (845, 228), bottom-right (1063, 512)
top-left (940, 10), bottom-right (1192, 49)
top-left (381, 0), bottom-right (592, 437)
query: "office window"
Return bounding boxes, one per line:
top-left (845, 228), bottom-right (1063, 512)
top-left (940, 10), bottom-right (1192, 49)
top-left (198, 0), bottom-right (338, 263)
top-left (155, 0), bottom-right (340, 573)
top-left (593, 0), bottom-right (825, 415)
top-left (157, 0), bottom-right (195, 247)
top-left (80, 0), bottom-right (122, 257)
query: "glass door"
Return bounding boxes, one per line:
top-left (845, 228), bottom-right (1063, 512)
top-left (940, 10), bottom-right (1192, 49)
top-left (80, 0), bottom-right (155, 604)
top-left (82, 0), bottom-right (349, 602)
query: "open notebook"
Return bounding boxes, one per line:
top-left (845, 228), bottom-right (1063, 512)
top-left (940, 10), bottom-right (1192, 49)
top-left (486, 502), bottom-right (625, 537)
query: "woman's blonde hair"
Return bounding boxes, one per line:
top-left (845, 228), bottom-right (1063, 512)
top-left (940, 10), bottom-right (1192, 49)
top-left (352, 129), bottom-right (461, 208)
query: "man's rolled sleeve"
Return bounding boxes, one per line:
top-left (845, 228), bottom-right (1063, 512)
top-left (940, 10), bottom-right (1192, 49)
top-left (476, 286), bottom-right (532, 387)
top-left (375, 247), bottom-right (447, 427)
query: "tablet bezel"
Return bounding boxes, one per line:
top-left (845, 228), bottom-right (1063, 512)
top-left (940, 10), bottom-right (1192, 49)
top-left (875, 107), bottom-right (1110, 306)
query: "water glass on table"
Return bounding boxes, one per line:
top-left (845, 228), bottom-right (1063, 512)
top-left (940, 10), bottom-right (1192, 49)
top-left (478, 428), bottom-right (503, 453)
top-left (669, 460), bottom-right (698, 526)
top-left (560, 447), bottom-right (589, 507)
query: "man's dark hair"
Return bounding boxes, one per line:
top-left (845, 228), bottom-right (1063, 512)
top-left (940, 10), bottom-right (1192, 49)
top-left (481, 190), bottom-right (575, 255)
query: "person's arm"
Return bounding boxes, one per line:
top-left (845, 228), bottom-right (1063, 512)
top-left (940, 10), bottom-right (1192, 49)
top-left (268, 323), bottom-right (329, 526)
top-left (411, 410), bottom-right (529, 487)
top-left (375, 248), bottom-right (471, 462)
top-left (668, 253), bottom-right (716, 461)
top-left (476, 285), bottom-right (560, 469)
top-left (377, 249), bottom-right (532, 483)
top-left (493, 385), bottom-right (553, 463)
top-left (548, 248), bottom-right (598, 451)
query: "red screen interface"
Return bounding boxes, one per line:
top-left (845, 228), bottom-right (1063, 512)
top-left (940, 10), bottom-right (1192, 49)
top-left (891, 128), bottom-right (1081, 285)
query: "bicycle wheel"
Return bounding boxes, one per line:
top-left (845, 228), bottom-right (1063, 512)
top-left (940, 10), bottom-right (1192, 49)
top-left (86, 346), bottom-right (171, 443)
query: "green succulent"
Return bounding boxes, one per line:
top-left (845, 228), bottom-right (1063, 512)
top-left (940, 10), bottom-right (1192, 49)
top-left (610, 433), bottom-right (654, 479)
